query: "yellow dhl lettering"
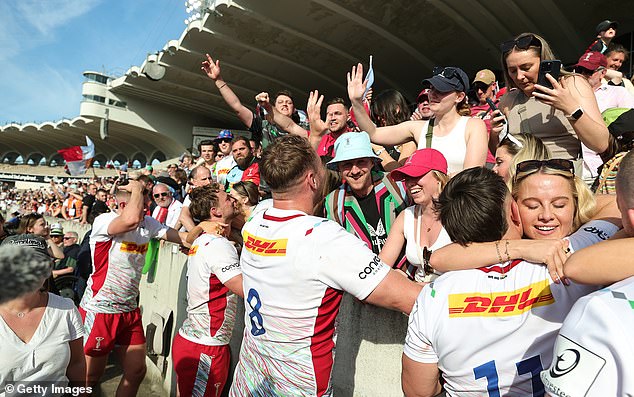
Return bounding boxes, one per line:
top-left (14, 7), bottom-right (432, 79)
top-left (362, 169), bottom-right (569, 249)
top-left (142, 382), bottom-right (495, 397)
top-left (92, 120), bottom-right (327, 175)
top-left (120, 241), bottom-right (149, 255)
top-left (188, 245), bottom-right (198, 256)
top-left (242, 231), bottom-right (287, 256)
top-left (448, 279), bottom-right (554, 317)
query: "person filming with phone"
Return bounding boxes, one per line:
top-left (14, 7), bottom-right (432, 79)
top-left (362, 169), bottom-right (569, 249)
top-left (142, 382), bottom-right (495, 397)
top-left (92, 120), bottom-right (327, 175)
top-left (491, 33), bottom-right (609, 173)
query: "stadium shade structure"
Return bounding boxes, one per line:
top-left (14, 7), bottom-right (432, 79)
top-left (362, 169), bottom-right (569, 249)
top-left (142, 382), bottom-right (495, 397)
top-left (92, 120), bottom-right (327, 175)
top-left (2, 0), bottom-right (632, 166)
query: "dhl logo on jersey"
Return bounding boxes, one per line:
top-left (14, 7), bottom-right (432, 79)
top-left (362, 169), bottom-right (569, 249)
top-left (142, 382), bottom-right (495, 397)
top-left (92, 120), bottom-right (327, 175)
top-left (448, 279), bottom-right (554, 318)
top-left (120, 241), bottom-right (149, 255)
top-left (188, 245), bottom-right (199, 256)
top-left (243, 231), bottom-right (287, 256)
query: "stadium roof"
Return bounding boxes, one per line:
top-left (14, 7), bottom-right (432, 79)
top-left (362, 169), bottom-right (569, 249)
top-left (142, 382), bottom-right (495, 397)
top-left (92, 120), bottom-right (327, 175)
top-left (2, 0), bottom-right (632, 165)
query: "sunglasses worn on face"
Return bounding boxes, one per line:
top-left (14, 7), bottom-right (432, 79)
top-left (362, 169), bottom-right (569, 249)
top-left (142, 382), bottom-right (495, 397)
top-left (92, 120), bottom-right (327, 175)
top-left (515, 159), bottom-right (575, 176)
top-left (432, 66), bottom-right (467, 90)
top-left (219, 139), bottom-right (232, 144)
top-left (500, 34), bottom-right (542, 53)
top-left (153, 192), bottom-right (170, 199)
top-left (63, 236), bottom-right (74, 240)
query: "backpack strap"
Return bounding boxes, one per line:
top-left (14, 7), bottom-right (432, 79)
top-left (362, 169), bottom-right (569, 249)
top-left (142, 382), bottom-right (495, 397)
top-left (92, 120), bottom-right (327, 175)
top-left (425, 118), bottom-right (434, 148)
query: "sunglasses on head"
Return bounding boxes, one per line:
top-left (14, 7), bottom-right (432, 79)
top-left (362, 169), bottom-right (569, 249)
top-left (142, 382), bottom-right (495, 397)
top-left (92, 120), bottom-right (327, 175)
top-left (500, 34), bottom-right (542, 53)
top-left (153, 192), bottom-right (170, 199)
top-left (432, 66), bottom-right (467, 90)
top-left (515, 159), bottom-right (574, 176)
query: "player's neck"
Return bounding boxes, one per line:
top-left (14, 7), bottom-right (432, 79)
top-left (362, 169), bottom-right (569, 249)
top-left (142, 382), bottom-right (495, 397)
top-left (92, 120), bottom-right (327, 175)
top-left (272, 196), bottom-right (314, 215)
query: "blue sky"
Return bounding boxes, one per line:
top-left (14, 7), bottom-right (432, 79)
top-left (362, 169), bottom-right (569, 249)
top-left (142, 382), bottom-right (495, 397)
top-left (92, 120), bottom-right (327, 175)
top-left (0, 0), bottom-right (188, 124)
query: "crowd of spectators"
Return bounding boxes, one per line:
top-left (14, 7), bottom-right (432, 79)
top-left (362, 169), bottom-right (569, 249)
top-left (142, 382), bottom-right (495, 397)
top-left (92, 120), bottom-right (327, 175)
top-left (2, 18), bottom-right (634, 397)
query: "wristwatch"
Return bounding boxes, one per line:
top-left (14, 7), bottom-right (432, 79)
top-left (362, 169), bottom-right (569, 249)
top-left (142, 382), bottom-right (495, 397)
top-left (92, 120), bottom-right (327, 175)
top-left (566, 107), bottom-right (584, 121)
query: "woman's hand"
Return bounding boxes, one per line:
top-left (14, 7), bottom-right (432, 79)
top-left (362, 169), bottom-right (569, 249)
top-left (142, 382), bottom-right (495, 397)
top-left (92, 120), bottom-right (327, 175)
top-left (532, 73), bottom-right (578, 115)
top-left (511, 239), bottom-right (570, 285)
top-left (347, 63), bottom-right (368, 104)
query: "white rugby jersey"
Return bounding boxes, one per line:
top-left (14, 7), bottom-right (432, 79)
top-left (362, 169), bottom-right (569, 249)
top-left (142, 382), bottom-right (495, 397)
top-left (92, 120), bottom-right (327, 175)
top-left (404, 260), bottom-right (597, 396)
top-left (541, 275), bottom-right (634, 396)
top-left (80, 212), bottom-right (167, 313)
top-left (229, 207), bottom-right (390, 397)
top-left (213, 155), bottom-right (236, 187)
top-left (178, 233), bottom-right (241, 346)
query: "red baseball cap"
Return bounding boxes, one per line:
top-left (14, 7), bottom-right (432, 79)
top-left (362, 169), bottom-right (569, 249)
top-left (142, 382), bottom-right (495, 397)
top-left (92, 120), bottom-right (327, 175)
top-left (390, 148), bottom-right (448, 180)
top-left (575, 52), bottom-right (608, 71)
top-left (417, 88), bottom-right (431, 102)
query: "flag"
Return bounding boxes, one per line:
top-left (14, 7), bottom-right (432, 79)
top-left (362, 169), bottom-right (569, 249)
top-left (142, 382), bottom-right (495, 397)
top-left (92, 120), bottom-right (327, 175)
top-left (58, 136), bottom-right (95, 176)
top-left (363, 55), bottom-right (374, 98)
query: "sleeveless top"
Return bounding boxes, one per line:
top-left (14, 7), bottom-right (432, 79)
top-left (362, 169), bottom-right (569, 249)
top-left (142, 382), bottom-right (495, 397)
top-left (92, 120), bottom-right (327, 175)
top-left (403, 205), bottom-right (452, 283)
top-left (417, 116), bottom-right (469, 174)
top-left (503, 89), bottom-right (580, 160)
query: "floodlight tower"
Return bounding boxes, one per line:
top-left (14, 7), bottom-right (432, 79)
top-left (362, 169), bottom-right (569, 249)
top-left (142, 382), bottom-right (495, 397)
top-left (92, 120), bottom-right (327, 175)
top-left (184, 0), bottom-right (210, 24)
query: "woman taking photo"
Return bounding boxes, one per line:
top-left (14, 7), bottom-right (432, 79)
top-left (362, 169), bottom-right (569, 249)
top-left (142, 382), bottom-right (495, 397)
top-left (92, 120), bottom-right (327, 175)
top-left (348, 64), bottom-right (488, 175)
top-left (492, 33), bottom-right (609, 168)
top-left (379, 149), bottom-right (451, 282)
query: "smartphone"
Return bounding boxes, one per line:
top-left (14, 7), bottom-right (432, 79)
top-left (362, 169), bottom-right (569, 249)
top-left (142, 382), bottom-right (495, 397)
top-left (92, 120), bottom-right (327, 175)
top-left (537, 60), bottom-right (562, 89)
top-left (485, 98), bottom-right (506, 125)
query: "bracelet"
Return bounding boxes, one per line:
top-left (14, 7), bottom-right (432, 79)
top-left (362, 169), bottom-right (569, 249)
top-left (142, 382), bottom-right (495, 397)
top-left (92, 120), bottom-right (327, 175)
top-left (217, 83), bottom-right (227, 90)
top-left (495, 240), bottom-right (503, 263)
top-left (504, 240), bottom-right (511, 262)
top-left (375, 148), bottom-right (385, 156)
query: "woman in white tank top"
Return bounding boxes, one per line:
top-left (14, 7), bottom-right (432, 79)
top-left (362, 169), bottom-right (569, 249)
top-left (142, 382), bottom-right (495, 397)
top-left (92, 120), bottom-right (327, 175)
top-left (348, 65), bottom-right (488, 174)
top-left (379, 148), bottom-right (452, 282)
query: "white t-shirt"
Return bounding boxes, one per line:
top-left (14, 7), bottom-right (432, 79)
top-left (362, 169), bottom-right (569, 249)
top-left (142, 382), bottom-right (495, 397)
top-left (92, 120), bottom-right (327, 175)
top-left (178, 233), bottom-right (241, 346)
top-left (80, 212), bottom-right (168, 313)
top-left (213, 155), bottom-right (236, 187)
top-left (0, 294), bottom-right (84, 394)
top-left (541, 275), bottom-right (634, 396)
top-left (404, 260), bottom-right (596, 396)
top-left (229, 207), bottom-right (391, 397)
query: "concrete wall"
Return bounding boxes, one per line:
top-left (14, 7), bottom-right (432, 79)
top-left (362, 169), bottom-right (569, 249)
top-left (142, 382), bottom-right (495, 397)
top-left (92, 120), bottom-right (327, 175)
top-left (55, 219), bottom-right (409, 396)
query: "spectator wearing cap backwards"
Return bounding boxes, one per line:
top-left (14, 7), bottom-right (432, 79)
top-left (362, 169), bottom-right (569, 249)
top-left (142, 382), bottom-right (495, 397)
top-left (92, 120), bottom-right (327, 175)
top-left (212, 130), bottom-right (237, 187)
top-left (470, 69), bottom-right (499, 166)
top-left (349, 64), bottom-right (488, 175)
top-left (573, 51), bottom-right (634, 183)
top-left (324, 132), bottom-right (409, 258)
top-left (587, 19), bottom-right (618, 54)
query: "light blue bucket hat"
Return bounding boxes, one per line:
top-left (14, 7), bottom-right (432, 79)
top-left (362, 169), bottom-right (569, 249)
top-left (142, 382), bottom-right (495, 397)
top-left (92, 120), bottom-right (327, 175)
top-left (326, 132), bottom-right (381, 170)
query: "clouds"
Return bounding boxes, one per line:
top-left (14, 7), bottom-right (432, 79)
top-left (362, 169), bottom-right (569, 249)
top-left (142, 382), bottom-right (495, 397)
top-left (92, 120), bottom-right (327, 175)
top-left (0, 0), bottom-right (187, 124)
top-left (16, 0), bottom-right (102, 36)
top-left (0, 0), bottom-right (100, 123)
top-left (0, 61), bottom-right (79, 124)
top-left (0, 0), bottom-right (101, 61)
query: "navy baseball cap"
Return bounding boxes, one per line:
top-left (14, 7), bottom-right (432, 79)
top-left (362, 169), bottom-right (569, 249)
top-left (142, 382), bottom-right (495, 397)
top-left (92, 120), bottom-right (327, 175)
top-left (423, 67), bottom-right (470, 93)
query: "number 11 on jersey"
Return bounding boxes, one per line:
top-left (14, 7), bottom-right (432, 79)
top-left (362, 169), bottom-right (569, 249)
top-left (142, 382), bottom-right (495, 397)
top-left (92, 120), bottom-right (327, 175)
top-left (473, 355), bottom-right (544, 396)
